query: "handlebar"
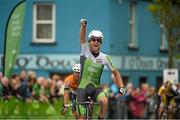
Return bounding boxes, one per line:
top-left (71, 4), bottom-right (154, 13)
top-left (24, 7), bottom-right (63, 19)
top-left (64, 101), bottom-right (102, 107)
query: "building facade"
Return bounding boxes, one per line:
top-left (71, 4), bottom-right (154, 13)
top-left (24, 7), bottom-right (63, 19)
top-left (0, 0), bottom-right (179, 88)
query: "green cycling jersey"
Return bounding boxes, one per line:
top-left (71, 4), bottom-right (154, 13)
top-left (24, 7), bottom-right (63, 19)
top-left (79, 43), bottom-right (116, 88)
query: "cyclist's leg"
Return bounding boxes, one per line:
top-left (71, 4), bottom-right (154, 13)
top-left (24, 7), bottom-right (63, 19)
top-left (71, 93), bottom-right (78, 118)
top-left (158, 103), bottom-right (164, 118)
top-left (168, 98), bottom-right (176, 119)
top-left (77, 88), bottom-right (87, 119)
top-left (158, 95), bottom-right (166, 118)
top-left (96, 90), bottom-right (108, 119)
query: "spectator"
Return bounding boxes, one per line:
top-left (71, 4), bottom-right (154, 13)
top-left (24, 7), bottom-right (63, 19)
top-left (109, 74), bottom-right (119, 97)
top-left (10, 74), bottom-right (21, 99)
top-left (107, 74), bottom-right (120, 119)
top-left (56, 80), bottom-right (64, 97)
top-left (125, 82), bottom-right (134, 119)
top-left (128, 83), bottom-right (148, 119)
top-left (40, 78), bottom-right (50, 102)
top-left (1, 77), bottom-right (12, 100)
top-left (27, 70), bottom-right (37, 94)
top-left (32, 76), bottom-right (44, 100)
top-left (139, 83), bottom-right (149, 118)
top-left (19, 70), bottom-right (32, 102)
top-left (147, 86), bottom-right (156, 119)
top-left (0, 72), bottom-right (3, 97)
top-left (50, 74), bottom-right (61, 99)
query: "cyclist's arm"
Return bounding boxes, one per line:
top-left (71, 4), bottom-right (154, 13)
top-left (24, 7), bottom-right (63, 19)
top-left (64, 86), bottom-right (70, 105)
top-left (172, 84), bottom-right (180, 95)
top-left (63, 78), bottom-right (71, 105)
top-left (105, 55), bottom-right (124, 88)
top-left (158, 86), bottom-right (164, 96)
top-left (112, 69), bottom-right (124, 88)
top-left (80, 19), bottom-right (87, 44)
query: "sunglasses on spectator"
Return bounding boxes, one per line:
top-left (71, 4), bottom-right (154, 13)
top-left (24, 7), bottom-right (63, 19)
top-left (91, 38), bottom-right (102, 43)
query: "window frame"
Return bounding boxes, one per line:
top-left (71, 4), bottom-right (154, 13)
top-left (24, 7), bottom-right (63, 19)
top-left (33, 3), bottom-right (56, 44)
top-left (160, 23), bottom-right (168, 51)
top-left (128, 1), bottom-right (138, 49)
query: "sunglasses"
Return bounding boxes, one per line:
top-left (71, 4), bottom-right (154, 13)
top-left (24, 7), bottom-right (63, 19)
top-left (91, 38), bottom-right (102, 43)
top-left (74, 72), bottom-right (80, 73)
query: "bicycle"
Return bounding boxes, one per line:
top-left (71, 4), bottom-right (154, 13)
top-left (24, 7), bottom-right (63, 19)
top-left (161, 104), bottom-right (169, 120)
top-left (161, 103), bottom-right (180, 119)
top-left (62, 96), bottom-right (103, 119)
top-left (174, 96), bottom-right (180, 118)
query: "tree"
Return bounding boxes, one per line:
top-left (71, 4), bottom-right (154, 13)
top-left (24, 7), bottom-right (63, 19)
top-left (148, 0), bottom-right (180, 68)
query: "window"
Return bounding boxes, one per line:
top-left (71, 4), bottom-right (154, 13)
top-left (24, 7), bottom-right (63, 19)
top-left (129, 1), bottom-right (137, 49)
top-left (160, 24), bottom-right (168, 51)
top-left (33, 3), bottom-right (55, 43)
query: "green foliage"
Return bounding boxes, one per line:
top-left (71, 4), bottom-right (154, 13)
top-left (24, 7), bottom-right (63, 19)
top-left (148, 0), bottom-right (180, 24)
top-left (147, 0), bottom-right (180, 68)
top-left (175, 54), bottom-right (180, 59)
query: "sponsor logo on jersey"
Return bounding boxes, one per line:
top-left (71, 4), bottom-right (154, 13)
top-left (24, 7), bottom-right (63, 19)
top-left (88, 66), bottom-right (98, 72)
top-left (96, 59), bottom-right (102, 64)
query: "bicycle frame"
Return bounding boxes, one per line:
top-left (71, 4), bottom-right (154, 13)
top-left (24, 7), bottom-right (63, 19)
top-left (64, 100), bottom-right (102, 119)
top-left (162, 105), bottom-right (168, 120)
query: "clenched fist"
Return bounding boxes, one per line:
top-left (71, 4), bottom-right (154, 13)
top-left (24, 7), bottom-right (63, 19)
top-left (80, 19), bottom-right (87, 26)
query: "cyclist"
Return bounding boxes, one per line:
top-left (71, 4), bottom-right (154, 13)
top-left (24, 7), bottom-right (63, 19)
top-left (61, 63), bottom-right (81, 118)
top-left (78, 19), bottom-right (126, 119)
top-left (157, 80), bottom-right (178, 119)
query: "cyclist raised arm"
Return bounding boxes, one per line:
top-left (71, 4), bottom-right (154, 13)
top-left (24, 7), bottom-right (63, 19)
top-left (80, 19), bottom-right (87, 44)
top-left (78, 19), bottom-right (126, 119)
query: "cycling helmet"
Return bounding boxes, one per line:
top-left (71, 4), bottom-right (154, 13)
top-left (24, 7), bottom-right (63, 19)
top-left (72, 64), bottom-right (81, 73)
top-left (165, 80), bottom-right (172, 88)
top-left (88, 30), bottom-right (104, 41)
